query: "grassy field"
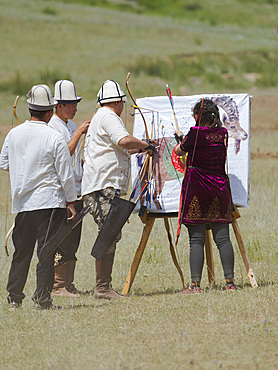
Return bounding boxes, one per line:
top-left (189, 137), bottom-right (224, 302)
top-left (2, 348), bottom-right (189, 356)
top-left (0, 0), bottom-right (278, 369)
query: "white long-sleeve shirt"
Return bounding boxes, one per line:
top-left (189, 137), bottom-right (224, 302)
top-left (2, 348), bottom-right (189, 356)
top-left (48, 114), bottom-right (83, 195)
top-left (0, 120), bottom-right (77, 214)
top-left (82, 107), bottom-right (130, 196)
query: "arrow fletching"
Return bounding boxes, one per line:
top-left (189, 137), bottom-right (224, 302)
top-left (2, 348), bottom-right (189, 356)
top-left (166, 84), bottom-right (174, 110)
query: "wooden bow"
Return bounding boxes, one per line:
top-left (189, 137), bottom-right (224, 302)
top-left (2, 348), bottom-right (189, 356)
top-left (126, 72), bottom-right (149, 141)
top-left (13, 96), bottom-right (21, 125)
top-left (126, 72), bottom-right (153, 207)
top-left (4, 96), bottom-right (21, 256)
top-left (72, 102), bottom-right (99, 167)
top-left (175, 97), bottom-right (205, 246)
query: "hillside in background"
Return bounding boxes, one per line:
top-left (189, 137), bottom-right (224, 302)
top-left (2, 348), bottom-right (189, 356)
top-left (0, 0), bottom-right (277, 135)
top-left (59, 0), bottom-right (278, 27)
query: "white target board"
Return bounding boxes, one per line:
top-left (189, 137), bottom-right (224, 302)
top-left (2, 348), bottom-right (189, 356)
top-left (131, 93), bottom-right (251, 213)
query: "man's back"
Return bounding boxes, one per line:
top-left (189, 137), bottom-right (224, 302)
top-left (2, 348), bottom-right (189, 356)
top-left (0, 120), bottom-right (76, 213)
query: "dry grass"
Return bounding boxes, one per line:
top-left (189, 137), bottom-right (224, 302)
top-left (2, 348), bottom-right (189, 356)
top-left (0, 152), bottom-right (277, 369)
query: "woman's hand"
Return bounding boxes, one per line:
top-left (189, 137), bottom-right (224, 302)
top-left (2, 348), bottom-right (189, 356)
top-left (175, 144), bottom-right (186, 156)
top-left (174, 131), bottom-right (185, 144)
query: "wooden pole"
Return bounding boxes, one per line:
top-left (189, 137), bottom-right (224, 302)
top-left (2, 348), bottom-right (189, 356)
top-left (122, 217), bottom-right (155, 295)
top-left (232, 218), bottom-right (258, 288)
top-left (205, 230), bottom-right (215, 285)
top-left (164, 217), bottom-right (185, 289)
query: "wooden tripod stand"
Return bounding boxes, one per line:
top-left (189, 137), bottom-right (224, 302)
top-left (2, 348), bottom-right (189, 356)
top-left (122, 208), bottom-right (257, 295)
top-left (205, 209), bottom-right (257, 288)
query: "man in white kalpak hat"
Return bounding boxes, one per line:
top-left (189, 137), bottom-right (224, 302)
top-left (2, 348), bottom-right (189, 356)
top-left (0, 85), bottom-right (77, 310)
top-left (49, 80), bottom-right (90, 298)
top-left (82, 80), bottom-right (155, 300)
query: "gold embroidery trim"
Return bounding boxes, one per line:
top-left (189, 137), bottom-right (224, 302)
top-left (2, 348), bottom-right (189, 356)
top-left (186, 195), bottom-right (202, 220)
top-left (205, 197), bottom-right (220, 220)
top-left (184, 195), bottom-right (232, 222)
top-left (206, 133), bottom-right (222, 142)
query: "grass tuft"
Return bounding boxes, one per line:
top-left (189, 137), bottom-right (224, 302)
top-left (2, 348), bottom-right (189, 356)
top-left (42, 7), bottom-right (58, 16)
top-left (39, 68), bottom-right (72, 87)
top-left (185, 2), bottom-right (202, 12)
top-left (0, 69), bottom-right (72, 96)
top-left (0, 72), bottom-right (33, 96)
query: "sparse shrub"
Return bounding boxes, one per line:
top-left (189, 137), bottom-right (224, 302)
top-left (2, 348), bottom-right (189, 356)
top-left (39, 68), bottom-right (71, 86)
top-left (42, 7), bottom-right (57, 16)
top-left (209, 17), bottom-right (218, 26)
top-left (0, 69), bottom-right (73, 96)
top-left (185, 3), bottom-right (202, 12)
top-left (0, 72), bottom-right (33, 95)
top-left (193, 37), bottom-right (202, 46)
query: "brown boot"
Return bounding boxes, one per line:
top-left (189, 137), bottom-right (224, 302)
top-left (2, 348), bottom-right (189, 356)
top-left (52, 263), bottom-right (78, 297)
top-left (93, 253), bottom-right (123, 300)
top-left (65, 260), bottom-right (81, 297)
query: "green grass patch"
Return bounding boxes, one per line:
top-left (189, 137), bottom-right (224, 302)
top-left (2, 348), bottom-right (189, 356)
top-left (0, 72), bottom-right (32, 96)
top-left (55, 0), bottom-right (278, 27)
top-left (0, 69), bottom-right (71, 96)
top-left (128, 49), bottom-right (278, 92)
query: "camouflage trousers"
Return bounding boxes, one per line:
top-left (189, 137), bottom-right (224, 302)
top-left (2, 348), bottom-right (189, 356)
top-left (83, 187), bottom-right (121, 254)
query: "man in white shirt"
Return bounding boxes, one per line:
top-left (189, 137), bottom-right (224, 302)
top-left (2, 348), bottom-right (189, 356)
top-left (48, 80), bottom-right (90, 298)
top-left (0, 85), bottom-right (77, 310)
top-left (82, 80), bottom-right (155, 300)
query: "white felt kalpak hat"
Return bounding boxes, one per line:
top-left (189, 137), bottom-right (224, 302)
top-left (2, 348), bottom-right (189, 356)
top-left (97, 80), bottom-right (127, 104)
top-left (54, 80), bottom-right (82, 104)
top-left (27, 85), bottom-right (58, 111)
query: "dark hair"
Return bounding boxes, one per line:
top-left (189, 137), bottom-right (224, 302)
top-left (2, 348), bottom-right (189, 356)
top-left (29, 108), bottom-right (52, 121)
top-left (193, 99), bottom-right (222, 128)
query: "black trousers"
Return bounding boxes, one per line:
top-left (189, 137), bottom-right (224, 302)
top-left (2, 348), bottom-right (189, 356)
top-left (186, 223), bottom-right (235, 282)
top-left (57, 199), bottom-right (83, 263)
top-left (7, 208), bottom-right (66, 307)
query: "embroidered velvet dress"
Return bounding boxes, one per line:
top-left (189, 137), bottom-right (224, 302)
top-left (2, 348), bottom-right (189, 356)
top-left (180, 126), bottom-right (232, 225)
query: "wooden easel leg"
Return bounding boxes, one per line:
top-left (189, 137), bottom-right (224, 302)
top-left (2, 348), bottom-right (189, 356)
top-left (231, 218), bottom-right (258, 288)
top-left (164, 218), bottom-right (185, 289)
top-left (205, 230), bottom-right (215, 285)
top-left (122, 217), bottom-right (155, 295)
